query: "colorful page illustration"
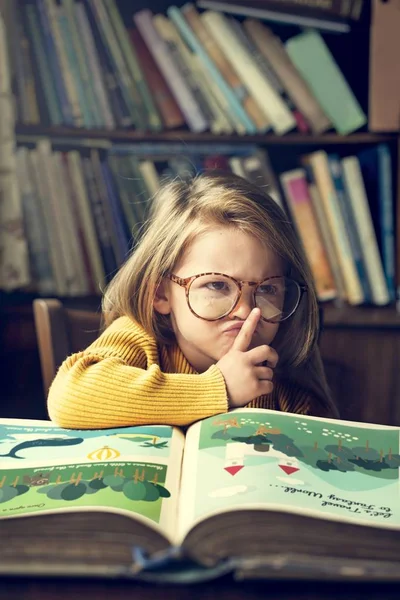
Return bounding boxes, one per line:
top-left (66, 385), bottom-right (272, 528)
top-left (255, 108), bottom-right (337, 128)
top-left (0, 419), bottom-right (183, 540)
top-left (179, 409), bottom-right (400, 539)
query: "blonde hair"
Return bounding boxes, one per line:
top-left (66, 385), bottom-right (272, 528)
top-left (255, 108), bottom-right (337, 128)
top-left (102, 172), bottom-right (337, 417)
top-left (103, 171), bottom-right (316, 362)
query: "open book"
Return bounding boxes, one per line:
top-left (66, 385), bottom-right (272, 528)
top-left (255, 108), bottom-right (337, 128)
top-left (0, 408), bottom-right (399, 582)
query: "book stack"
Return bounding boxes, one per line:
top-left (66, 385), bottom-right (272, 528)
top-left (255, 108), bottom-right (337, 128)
top-left (2, 0), bottom-right (366, 136)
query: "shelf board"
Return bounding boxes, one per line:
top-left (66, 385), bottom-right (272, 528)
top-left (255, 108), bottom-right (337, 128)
top-left (2, 292), bottom-right (400, 328)
top-left (322, 304), bottom-right (400, 328)
top-left (15, 126), bottom-right (399, 146)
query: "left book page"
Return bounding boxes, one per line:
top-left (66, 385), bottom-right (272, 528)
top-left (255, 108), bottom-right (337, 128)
top-left (0, 419), bottom-right (184, 544)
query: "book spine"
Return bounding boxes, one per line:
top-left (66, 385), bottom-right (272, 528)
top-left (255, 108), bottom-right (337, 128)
top-left (12, 5), bottom-right (40, 124)
top-left (280, 168), bottom-right (338, 302)
top-left (81, 156), bottom-right (118, 278)
top-left (168, 5), bottom-right (257, 134)
top-left (100, 159), bottom-right (132, 262)
top-left (189, 54), bottom-right (235, 134)
top-left (43, 0), bottom-right (84, 127)
top-left (52, 151), bottom-right (92, 294)
top-left (37, 139), bottom-right (84, 295)
top-left (243, 19), bottom-right (331, 134)
top-left (129, 28), bottom-right (185, 130)
top-left (341, 156), bottom-right (390, 306)
top-left (23, 4), bottom-right (63, 126)
top-left (62, 0), bottom-right (102, 128)
top-left (201, 11), bottom-right (296, 134)
top-left (327, 154), bottom-right (372, 302)
top-left (57, 5), bottom-right (92, 128)
top-left (16, 147), bottom-right (55, 295)
top-left (377, 144), bottom-right (395, 301)
top-left (88, 0), bottom-right (144, 129)
top-left (29, 147), bottom-right (68, 295)
top-left (90, 149), bottom-right (129, 265)
top-left (308, 150), bottom-right (365, 305)
top-left (227, 15), bottom-right (308, 132)
top-left (36, 0), bottom-right (74, 125)
top-left (104, 0), bottom-right (163, 132)
top-left (241, 149), bottom-right (284, 208)
top-left (133, 9), bottom-right (208, 133)
top-left (182, 3), bottom-right (269, 133)
top-left (74, 2), bottom-right (115, 129)
top-left (107, 154), bottom-right (141, 238)
top-left (138, 159), bottom-right (161, 197)
top-left (83, 0), bottom-right (133, 127)
top-left (67, 150), bottom-right (106, 290)
top-left (152, 14), bottom-right (224, 134)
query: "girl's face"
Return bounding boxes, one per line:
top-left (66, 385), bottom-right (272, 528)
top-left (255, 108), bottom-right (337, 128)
top-left (154, 227), bottom-right (283, 373)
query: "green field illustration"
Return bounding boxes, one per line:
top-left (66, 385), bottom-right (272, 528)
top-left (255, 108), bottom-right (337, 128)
top-left (0, 461), bottom-right (170, 524)
top-left (199, 412), bottom-right (400, 482)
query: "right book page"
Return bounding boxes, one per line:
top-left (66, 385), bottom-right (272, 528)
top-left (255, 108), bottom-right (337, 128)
top-left (177, 408), bottom-right (400, 542)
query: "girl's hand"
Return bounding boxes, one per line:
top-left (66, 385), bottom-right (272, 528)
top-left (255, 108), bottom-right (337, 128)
top-left (216, 308), bottom-right (279, 408)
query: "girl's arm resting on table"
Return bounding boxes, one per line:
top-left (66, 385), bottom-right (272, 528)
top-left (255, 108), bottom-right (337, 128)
top-left (47, 352), bottom-right (228, 429)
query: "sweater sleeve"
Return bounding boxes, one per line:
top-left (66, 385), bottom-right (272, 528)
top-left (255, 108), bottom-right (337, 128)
top-left (47, 320), bottom-right (228, 429)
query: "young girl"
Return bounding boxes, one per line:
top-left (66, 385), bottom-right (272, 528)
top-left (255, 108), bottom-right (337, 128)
top-left (48, 172), bottom-right (339, 429)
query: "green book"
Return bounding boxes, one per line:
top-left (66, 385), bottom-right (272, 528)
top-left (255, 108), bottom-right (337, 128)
top-left (285, 30), bottom-right (367, 135)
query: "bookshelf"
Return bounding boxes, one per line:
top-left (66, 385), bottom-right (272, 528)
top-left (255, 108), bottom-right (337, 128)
top-left (1, 0), bottom-right (399, 426)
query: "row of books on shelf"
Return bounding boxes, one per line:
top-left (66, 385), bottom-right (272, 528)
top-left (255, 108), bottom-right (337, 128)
top-left (3, 138), bottom-right (394, 307)
top-left (1, 0), bottom-right (366, 136)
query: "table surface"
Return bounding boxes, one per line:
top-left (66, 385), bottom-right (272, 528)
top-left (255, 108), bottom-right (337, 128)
top-left (1, 576), bottom-right (399, 600)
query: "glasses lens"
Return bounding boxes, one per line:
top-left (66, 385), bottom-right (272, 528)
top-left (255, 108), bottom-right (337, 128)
top-left (255, 277), bottom-right (301, 322)
top-left (189, 274), bottom-right (239, 320)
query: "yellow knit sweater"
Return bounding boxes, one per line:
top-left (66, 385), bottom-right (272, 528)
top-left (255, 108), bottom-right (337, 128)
top-left (48, 316), bottom-right (322, 429)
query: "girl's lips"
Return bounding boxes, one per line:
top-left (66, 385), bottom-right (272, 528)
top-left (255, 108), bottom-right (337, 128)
top-left (223, 322), bottom-right (245, 334)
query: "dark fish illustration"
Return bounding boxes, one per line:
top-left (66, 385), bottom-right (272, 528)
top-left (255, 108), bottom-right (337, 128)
top-left (0, 437), bottom-right (84, 459)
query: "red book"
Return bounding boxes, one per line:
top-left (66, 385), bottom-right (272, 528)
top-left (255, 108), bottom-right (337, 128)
top-left (129, 27), bottom-right (185, 130)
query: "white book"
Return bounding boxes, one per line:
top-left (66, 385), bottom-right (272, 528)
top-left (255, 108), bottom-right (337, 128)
top-left (308, 151), bottom-right (364, 305)
top-left (138, 161), bottom-right (160, 198)
top-left (201, 10), bottom-right (296, 135)
top-left (66, 151), bottom-right (106, 292)
top-left (341, 156), bottom-right (390, 306)
top-left (153, 14), bottom-right (237, 134)
top-left (229, 157), bottom-right (247, 178)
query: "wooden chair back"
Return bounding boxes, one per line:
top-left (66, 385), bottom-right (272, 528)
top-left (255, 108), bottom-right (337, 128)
top-left (33, 298), bottom-right (102, 396)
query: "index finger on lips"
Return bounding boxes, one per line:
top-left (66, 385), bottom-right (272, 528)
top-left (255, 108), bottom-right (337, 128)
top-left (232, 308), bottom-right (261, 352)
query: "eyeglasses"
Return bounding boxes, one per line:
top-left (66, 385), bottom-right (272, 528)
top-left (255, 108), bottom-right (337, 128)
top-left (167, 272), bottom-right (307, 323)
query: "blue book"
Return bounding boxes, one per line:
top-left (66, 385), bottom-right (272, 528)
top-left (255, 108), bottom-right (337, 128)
top-left (83, 0), bottom-right (132, 127)
top-left (100, 160), bottom-right (131, 263)
top-left (81, 157), bottom-right (118, 281)
top-left (328, 154), bottom-right (372, 303)
top-left (57, 6), bottom-right (93, 128)
top-left (358, 145), bottom-right (395, 301)
top-left (167, 5), bottom-right (256, 134)
top-left (23, 4), bottom-right (62, 125)
top-left (36, 0), bottom-right (74, 126)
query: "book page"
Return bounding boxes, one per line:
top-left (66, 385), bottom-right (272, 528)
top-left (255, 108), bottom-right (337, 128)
top-left (0, 419), bottom-right (184, 544)
top-left (178, 409), bottom-right (400, 542)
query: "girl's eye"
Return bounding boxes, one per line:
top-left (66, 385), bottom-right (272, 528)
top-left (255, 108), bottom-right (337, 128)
top-left (206, 281), bottom-right (228, 291)
top-left (258, 284), bottom-right (278, 296)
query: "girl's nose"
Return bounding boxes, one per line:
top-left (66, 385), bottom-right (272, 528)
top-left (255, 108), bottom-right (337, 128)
top-left (228, 287), bottom-right (255, 320)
